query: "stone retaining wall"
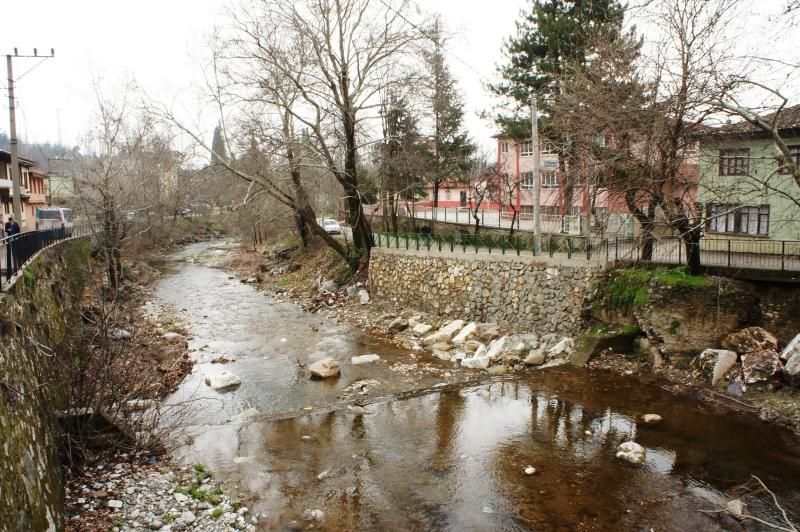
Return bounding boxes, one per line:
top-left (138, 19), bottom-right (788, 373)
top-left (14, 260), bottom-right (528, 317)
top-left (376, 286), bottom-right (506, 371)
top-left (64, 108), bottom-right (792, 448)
top-left (0, 238), bottom-right (93, 531)
top-left (368, 248), bottom-right (606, 336)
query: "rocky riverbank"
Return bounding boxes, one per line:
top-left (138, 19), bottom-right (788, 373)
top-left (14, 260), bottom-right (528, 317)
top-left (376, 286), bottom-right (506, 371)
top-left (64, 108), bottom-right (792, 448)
top-left (220, 238), bottom-right (800, 439)
top-left (65, 453), bottom-right (256, 532)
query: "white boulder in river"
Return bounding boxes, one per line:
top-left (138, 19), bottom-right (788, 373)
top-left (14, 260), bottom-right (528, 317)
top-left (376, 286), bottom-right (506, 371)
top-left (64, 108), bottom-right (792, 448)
top-left (204, 371), bottom-right (242, 390)
top-left (616, 441), bottom-right (646, 465)
top-left (351, 354), bottom-right (380, 365)
top-left (308, 357), bottom-right (341, 378)
top-left (423, 320), bottom-right (465, 345)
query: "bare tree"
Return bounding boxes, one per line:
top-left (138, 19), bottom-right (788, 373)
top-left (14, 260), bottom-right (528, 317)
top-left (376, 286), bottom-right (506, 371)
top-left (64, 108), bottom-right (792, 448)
top-left (221, 0), bottom-right (420, 268)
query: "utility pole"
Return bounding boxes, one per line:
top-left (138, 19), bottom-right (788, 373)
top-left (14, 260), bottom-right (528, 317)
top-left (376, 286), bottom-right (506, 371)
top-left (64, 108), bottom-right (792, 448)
top-left (5, 48), bottom-right (55, 225)
top-left (530, 92), bottom-right (541, 253)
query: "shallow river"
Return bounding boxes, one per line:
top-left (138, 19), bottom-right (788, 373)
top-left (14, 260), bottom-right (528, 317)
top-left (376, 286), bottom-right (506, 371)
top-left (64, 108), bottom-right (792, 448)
top-left (158, 242), bottom-right (800, 531)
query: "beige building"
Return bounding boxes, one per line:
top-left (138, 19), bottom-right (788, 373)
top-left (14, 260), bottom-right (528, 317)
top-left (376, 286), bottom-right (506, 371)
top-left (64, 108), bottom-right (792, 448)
top-left (1, 149), bottom-right (49, 232)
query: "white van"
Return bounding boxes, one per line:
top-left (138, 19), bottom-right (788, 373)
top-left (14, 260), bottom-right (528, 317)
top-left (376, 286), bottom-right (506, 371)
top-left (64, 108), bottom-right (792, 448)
top-left (35, 207), bottom-right (74, 235)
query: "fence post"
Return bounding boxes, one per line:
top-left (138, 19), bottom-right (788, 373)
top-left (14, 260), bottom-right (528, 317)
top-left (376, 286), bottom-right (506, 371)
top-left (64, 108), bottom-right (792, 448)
top-left (586, 237), bottom-right (591, 260)
top-left (727, 239), bottom-right (731, 268)
top-left (415, 233), bottom-right (419, 250)
top-left (782, 241), bottom-right (786, 271)
top-left (481, 210), bottom-right (484, 226)
top-left (615, 237), bottom-right (618, 261)
top-left (678, 239), bottom-right (682, 265)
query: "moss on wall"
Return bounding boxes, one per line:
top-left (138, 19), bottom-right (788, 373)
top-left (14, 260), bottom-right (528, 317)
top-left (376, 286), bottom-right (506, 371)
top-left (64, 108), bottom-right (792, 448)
top-left (0, 238), bottom-right (93, 531)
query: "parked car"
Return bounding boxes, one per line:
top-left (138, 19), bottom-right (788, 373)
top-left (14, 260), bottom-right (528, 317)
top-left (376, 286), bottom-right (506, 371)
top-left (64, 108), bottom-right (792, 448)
top-left (323, 218), bottom-right (342, 234)
top-left (35, 207), bottom-right (74, 235)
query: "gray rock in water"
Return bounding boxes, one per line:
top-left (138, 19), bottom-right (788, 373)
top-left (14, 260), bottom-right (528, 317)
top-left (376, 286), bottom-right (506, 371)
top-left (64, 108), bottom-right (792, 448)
top-left (616, 441), bottom-right (646, 465)
top-left (640, 413), bottom-right (662, 425)
top-left (524, 348), bottom-right (546, 366)
top-left (387, 317), bottom-right (408, 333)
top-left (351, 354), bottom-right (380, 365)
top-left (308, 357), bottom-right (341, 379)
top-left (204, 371), bottom-right (242, 390)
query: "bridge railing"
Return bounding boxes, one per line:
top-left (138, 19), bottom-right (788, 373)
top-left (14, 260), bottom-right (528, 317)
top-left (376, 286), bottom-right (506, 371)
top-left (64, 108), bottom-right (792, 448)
top-left (1, 226), bottom-right (97, 290)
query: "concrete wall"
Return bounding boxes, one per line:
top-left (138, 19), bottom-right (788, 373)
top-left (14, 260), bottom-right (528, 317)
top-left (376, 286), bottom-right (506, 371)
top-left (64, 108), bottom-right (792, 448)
top-left (368, 248), bottom-right (605, 336)
top-left (0, 238), bottom-right (92, 531)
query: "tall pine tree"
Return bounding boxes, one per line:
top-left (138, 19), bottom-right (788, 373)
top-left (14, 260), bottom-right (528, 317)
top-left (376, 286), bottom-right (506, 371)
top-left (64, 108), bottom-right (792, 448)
top-left (490, 0), bottom-right (626, 137)
top-left (422, 19), bottom-right (476, 207)
top-left (210, 123), bottom-right (229, 167)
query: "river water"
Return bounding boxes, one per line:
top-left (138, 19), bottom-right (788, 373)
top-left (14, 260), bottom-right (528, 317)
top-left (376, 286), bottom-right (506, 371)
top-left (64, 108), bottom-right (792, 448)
top-left (158, 242), bottom-right (800, 531)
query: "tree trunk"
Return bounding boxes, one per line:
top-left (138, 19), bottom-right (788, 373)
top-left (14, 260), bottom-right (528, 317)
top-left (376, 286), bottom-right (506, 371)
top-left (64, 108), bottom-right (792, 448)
top-left (294, 211), bottom-right (309, 248)
top-left (624, 190), bottom-right (656, 261)
top-left (508, 209), bottom-right (517, 237)
top-left (683, 228), bottom-right (702, 276)
top-left (406, 199), bottom-right (418, 232)
top-left (432, 180), bottom-right (440, 208)
top-left (342, 96), bottom-right (373, 254)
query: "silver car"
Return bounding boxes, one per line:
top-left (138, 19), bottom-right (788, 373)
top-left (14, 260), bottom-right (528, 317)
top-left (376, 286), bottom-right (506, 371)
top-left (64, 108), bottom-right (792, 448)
top-left (323, 218), bottom-right (342, 234)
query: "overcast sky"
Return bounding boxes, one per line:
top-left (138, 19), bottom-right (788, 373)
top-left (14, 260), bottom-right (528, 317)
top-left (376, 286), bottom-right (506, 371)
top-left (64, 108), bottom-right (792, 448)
top-left (3, 0), bottom-right (798, 154)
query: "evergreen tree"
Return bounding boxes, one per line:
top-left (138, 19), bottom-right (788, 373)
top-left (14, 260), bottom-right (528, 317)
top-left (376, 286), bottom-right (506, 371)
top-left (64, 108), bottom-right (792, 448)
top-left (210, 123), bottom-right (228, 167)
top-left (422, 19), bottom-right (476, 207)
top-left (490, 0), bottom-right (626, 137)
top-left (379, 92), bottom-right (432, 231)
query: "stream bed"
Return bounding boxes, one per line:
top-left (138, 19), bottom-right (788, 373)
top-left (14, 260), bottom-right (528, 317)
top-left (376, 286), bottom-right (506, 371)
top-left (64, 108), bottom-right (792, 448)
top-left (157, 242), bottom-right (800, 530)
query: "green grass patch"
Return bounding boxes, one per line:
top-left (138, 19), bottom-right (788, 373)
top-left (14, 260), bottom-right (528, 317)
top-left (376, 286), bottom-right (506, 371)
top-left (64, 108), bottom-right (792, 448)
top-left (617, 323), bottom-right (643, 335)
top-left (600, 266), bottom-right (709, 312)
top-left (211, 507), bottom-right (224, 519)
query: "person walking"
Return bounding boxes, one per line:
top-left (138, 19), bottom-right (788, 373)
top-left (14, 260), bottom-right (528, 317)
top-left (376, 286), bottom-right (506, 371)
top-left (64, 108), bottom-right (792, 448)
top-left (4, 216), bottom-right (20, 237)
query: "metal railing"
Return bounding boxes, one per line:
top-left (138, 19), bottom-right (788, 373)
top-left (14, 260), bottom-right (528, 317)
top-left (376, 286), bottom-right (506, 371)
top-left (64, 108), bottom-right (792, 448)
top-left (371, 231), bottom-right (800, 273)
top-left (373, 204), bottom-right (637, 238)
top-left (1, 226), bottom-right (96, 289)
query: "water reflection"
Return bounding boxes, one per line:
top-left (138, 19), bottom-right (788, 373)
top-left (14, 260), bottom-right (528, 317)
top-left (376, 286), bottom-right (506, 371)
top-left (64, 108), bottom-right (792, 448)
top-left (224, 374), bottom-right (800, 531)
